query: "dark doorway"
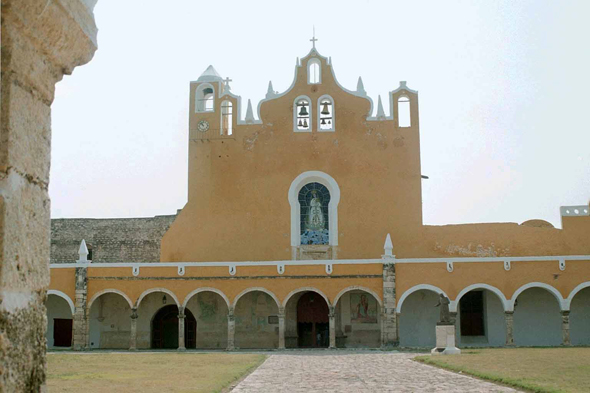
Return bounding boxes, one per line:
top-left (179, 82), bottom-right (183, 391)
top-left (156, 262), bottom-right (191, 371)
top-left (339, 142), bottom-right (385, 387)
top-left (53, 318), bottom-right (73, 347)
top-left (297, 292), bottom-right (329, 348)
top-left (151, 305), bottom-right (197, 349)
top-left (460, 291), bottom-right (485, 336)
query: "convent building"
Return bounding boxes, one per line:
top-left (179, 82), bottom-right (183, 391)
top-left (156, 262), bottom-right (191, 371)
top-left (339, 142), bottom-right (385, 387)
top-left (47, 41), bottom-right (590, 351)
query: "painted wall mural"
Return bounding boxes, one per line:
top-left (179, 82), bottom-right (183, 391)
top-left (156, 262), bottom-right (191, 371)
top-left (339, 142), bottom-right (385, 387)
top-left (350, 293), bottom-right (378, 323)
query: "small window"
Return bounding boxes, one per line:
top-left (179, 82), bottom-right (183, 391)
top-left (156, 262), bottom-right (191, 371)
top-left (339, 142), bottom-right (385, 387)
top-left (221, 101), bottom-right (233, 136)
top-left (318, 96), bottom-right (334, 132)
top-left (398, 95), bottom-right (411, 127)
top-left (294, 97), bottom-right (311, 132)
top-left (196, 84), bottom-right (215, 113)
top-left (308, 59), bottom-right (321, 84)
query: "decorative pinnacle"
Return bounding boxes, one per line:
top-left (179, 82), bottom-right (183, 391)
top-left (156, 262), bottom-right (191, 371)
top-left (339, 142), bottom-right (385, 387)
top-left (384, 233), bottom-right (394, 257)
top-left (266, 81), bottom-right (276, 99)
top-left (78, 239), bottom-right (89, 262)
top-left (245, 99), bottom-right (255, 124)
top-left (376, 95), bottom-right (386, 119)
top-left (356, 77), bottom-right (366, 95)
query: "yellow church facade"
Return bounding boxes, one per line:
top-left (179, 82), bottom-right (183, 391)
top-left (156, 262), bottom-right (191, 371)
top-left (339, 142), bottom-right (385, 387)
top-left (47, 43), bottom-right (590, 351)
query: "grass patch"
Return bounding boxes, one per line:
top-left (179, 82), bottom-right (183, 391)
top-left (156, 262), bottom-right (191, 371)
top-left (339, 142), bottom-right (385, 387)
top-left (47, 352), bottom-right (266, 393)
top-left (415, 348), bottom-right (590, 393)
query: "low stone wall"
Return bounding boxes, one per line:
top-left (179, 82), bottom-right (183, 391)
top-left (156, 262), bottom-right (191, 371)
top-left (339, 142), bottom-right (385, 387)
top-left (51, 214), bottom-right (177, 263)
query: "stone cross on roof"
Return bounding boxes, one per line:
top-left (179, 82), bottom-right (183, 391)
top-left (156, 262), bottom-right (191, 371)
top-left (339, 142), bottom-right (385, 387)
top-left (222, 77), bottom-right (232, 92)
top-left (310, 26), bottom-right (318, 49)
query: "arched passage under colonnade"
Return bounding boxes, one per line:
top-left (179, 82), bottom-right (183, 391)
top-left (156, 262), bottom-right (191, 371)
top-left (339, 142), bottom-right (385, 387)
top-left (397, 285), bottom-right (447, 348)
top-left (332, 287), bottom-right (382, 348)
top-left (512, 284), bottom-right (563, 346)
top-left (183, 288), bottom-right (229, 349)
top-left (233, 288), bottom-right (280, 349)
top-left (453, 284), bottom-right (508, 347)
top-left (135, 288), bottom-right (195, 349)
top-left (46, 291), bottom-right (75, 348)
top-left (87, 290), bottom-right (133, 349)
top-left (568, 284), bottom-right (590, 346)
top-left (283, 288), bottom-right (331, 348)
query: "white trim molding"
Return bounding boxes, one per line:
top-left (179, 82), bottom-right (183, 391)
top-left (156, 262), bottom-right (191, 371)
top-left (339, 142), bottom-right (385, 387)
top-left (136, 288), bottom-right (180, 308)
top-left (282, 287), bottom-right (331, 308)
top-left (564, 282), bottom-right (590, 310)
top-left (288, 171), bottom-right (341, 248)
top-left (88, 289), bottom-right (134, 310)
top-left (232, 287), bottom-right (281, 309)
top-left (47, 290), bottom-right (75, 315)
top-left (509, 282), bottom-right (566, 312)
top-left (333, 286), bottom-right (383, 307)
top-left (397, 284), bottom-right (449, 313)
top-left (182, 287), bottom-right (230, 309)
top-left (451, 283), bottom-right (509, 313)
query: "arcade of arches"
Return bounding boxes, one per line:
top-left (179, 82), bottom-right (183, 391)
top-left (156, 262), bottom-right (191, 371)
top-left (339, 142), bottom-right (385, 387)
top-left (46, 281), bottom-right (590, 350)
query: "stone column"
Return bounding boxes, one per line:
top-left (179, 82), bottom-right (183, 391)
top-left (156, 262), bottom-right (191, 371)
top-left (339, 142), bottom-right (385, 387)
top-left (329, 306), bottom-right (336, 349)
top-left (178, 306), bottom-right (186, 351)
top-left (382, 262), bottom-right (399, 348)
top-left (278, 307), bottom-right (286, 350)
top-left (72, 266), bottom-right (88, 350)
top-left (561, 310), bottom-right (571, 346)
top-left (227, 307), bottom-right (235, 351)
top-left (504, 311), bottom-right (515, 346)
top-left (129, 308), bottom-right (138, 351)
top-left (0, 1), bottom-right (97, 389)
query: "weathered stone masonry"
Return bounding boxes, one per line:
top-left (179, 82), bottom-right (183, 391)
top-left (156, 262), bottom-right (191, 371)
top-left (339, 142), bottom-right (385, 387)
top-left (51, 215), bottom-right (177, 263)
top-left (0, 0), bottom-right (97, 390)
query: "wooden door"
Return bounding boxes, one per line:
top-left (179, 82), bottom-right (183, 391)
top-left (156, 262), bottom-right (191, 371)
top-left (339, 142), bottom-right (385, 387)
top-left (53, 319), bottom-right (73, 347)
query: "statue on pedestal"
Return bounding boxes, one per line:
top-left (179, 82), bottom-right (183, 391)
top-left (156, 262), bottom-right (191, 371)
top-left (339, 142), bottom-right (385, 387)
top-left (435, 293), bottom-right (452, 325)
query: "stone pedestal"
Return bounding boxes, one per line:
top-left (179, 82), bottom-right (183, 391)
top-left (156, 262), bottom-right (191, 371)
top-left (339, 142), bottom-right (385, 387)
top-left (431, 325), bottom-right (461, 355)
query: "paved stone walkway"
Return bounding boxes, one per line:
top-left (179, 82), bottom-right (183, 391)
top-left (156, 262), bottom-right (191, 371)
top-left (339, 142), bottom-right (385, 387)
top-left (232, 352), bottom-right (517, 392)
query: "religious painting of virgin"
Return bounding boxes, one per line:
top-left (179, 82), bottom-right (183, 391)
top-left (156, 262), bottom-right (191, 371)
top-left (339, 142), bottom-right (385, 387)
top-left (350, 293), bottom-right (377, 323)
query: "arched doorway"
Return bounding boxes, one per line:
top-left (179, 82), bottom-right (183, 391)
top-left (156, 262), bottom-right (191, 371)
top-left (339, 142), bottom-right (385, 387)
top-left (398, 289), bottom-right (440, 347)
top-left (297, 292), bottom-right (329, 348)
top-left (46, 293), bottom-right (74, 348)
top-left (513, 287), bottom-right (561, 346)
top-left (184, 290), bottom-right (229, 349)
top-left (455, 288), bottom-right (506, 347)
top-left (569, 286), bottom-right (590, 346)
top-left (333, 289), bottom-right (381, 348)
top-left (234, 290), bottom-right (279, 349)
top-left (151, 305), bottom-right (196, 349)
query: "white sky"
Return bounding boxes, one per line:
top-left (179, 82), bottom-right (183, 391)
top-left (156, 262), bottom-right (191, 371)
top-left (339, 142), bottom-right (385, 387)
top-left (50, 0), bottom-right (590, 228)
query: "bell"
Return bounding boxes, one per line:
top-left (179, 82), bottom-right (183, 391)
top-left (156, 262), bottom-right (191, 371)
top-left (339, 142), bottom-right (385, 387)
top-left (298, 119), bottom-right (303, 127)
top-left (327, 120), bottom-right (331, 125)
top-left (303, 119), bottom-right (308, 128)
top-left (321, 118), bottom-right (326, 125)
top-left (321, 102), bottom-right (330, 115)
top-left (299, 105), bottom-right (309, 116)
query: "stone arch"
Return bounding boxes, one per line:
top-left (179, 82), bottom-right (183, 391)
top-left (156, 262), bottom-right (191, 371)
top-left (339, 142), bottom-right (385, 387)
top-left (183, 287), bottom-right (230, 309)
top-left (452, 283), bottom-right (509, 313)
top-left (232, 287), bottom-right (280, 309)
top-left (333, 286), bottom-right (382, 307)
top-left (282, 287), bottom-right (331, 308)
top-left (565, 282), bottom-right (590, 310)
top-left (510, 282), bottom-right (565, 311)
top-left (136, 288), bottom-right (180, 309)
top-left (47, 290), bottom-right (75, 314)
top-left (288, 171), bottom-right (341, 247)
top-left (88, 289), bottom-right (133, 310)
top-left (397, 284), bottom-right (449, 313)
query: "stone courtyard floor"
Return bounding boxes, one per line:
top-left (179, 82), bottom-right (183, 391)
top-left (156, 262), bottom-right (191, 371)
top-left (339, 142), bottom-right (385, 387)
top-left (231, 352), bottom-right (517, 392)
